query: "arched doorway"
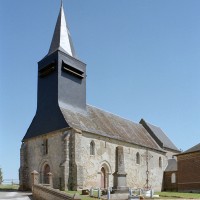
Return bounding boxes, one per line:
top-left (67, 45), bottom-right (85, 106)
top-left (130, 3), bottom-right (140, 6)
top-left (101, 167), bottom-right (106, 189)
top-left (43, 164), bottom-right (50, 184)
top-left (99, 161), bottom-right (112, 189)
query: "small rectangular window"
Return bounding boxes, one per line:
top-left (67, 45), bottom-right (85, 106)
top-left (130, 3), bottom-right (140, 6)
top-left (39, 63), bottom-right (55, 77)
top-left (90, 141), bottom-right (95, 155)
top-left (45, 139), bottom-right (48, 154)
top-left (43, 139), bottom-right (48, 155)
top-left (62, 61), bottom-right (84, 78)
top-left (171, 173), bottom-right (176, 183)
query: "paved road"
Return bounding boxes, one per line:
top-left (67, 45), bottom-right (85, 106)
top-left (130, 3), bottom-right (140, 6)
top-left (0, 191), bottom-right (33, 200)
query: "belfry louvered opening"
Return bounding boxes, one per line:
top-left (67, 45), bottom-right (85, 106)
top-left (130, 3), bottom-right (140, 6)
top-left (62, 61), bottom-right (84, 78)
top-left (39, 62), bottom-right (55, 77)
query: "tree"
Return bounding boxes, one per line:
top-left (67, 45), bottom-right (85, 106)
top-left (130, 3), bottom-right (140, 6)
top-left (0, 168), bottom-right (3, 185)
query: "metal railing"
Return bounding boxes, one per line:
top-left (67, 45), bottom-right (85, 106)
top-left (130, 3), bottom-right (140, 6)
top-left (1, 179), bottom-right (19, 185)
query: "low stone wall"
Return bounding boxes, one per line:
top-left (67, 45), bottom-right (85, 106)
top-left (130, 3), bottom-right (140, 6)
top-left (32, 184), bottom-right (81, 200)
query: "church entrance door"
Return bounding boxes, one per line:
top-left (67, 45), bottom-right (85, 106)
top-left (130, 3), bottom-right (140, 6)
top-left (43, 164), bottom-right (50, 184)
top-left (101, 167), bottom-right (106, 189)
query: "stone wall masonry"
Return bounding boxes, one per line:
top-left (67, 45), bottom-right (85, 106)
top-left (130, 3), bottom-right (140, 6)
top-left (20, 127), bottom-right (170, 192)
top-left (19, 142), bottom-right (29, 190)
top-left (165, 149), bottom-right (178, 160)
top-left (23, 129), bottom-right (69, 190)
top-left (32, 184), bottom-right (81, 200)
top-left (62, 130), bottom-right (71, 190)
top-left (80, 131), bottom-right (168, 191)
top-left (68, 130), bottom-right (77, 190)
top-left (74, 130), bottom-right (84, 189)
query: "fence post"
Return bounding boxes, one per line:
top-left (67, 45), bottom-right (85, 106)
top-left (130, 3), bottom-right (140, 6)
top-left (107, 188), bottom-right (110, 200)
top-left (90, 187), bottom-right (94, 197)
top-left (150, 189), bottom-right (154, 198)
top-left (129, 188), bottom-right (133, 196)
top-left (98, 188), bottom-right (101, 199)
top-left (31, 170), bottom-right (39, 190)
top-left (47, 172), bottom-right (53, 187)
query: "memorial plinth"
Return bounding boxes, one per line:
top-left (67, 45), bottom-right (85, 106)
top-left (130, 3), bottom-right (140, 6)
top-left (113, 146), bottom-right (129, 193)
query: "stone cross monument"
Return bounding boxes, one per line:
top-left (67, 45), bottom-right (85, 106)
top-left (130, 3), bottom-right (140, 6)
top-left (113, 146), bottom-right (129, 192)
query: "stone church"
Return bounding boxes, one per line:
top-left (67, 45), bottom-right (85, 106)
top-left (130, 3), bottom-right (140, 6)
top-left (19, 2), bottom-right (180, 191)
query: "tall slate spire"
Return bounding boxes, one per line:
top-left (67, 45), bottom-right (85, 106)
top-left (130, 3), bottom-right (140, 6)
top-left (48, 1), bottom-right (76, 57)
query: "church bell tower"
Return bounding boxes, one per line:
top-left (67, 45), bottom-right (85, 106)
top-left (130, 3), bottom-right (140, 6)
top-left (23, 2), bottom-right (86, 140)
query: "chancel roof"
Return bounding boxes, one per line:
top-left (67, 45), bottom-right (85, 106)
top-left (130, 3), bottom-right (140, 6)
top-left (140, 119), bottom-right (180, 152)
top-left (60, 105), bottom-right (164, 152)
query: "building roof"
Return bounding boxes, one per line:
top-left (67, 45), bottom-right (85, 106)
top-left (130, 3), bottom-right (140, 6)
top-left (164, 158), bottom-right (177, 172)
top-left (177, 143), bottom-right (200, 155)
top-left (60, 104), bottom-right (164, 152)
top-left (48, 1), bottom-right (76, 57)
top-left (140, 119), bottom-right (180, 152)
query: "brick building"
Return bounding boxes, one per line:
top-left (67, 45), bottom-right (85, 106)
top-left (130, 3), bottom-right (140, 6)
top-left (176, 143), bottom-right (200, 192)
top-left (163, 158), bottom-right (178, 191)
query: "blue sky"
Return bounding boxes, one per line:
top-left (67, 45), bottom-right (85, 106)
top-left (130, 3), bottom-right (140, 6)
top-left (0, 0), bottom-right (200, 180)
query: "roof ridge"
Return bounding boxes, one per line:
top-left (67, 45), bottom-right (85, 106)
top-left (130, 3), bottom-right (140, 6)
top-left (146, 120), bottom-right (161, 129)
top-left (144, 120), bottom-right (171, 140)
top-left (141, 119), bottom-right (180, 152)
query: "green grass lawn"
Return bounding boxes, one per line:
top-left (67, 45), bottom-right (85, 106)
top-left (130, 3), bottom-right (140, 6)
top-left (156, 191), bottom-right (200, 199)
top-left (0, 184), bottom-right (19, 191)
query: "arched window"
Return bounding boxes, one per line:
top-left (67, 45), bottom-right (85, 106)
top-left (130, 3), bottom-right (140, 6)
top-left (171, 173), bottom-right (176, 183)
top-left (159, 157), bottom-right (162, 168)
top-left (136, 152), bottom-right (140, 164)
top-left (43, 164), bottom-right (50, 184)
top-left (90, 141), bottom-right (95, 155)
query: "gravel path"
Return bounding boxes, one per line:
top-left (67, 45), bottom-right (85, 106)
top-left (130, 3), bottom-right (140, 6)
top-left (0, 191), bottom-right (33, 200)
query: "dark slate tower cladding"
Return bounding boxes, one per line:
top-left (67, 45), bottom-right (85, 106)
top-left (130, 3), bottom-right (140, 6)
top-left (23, 2), bottom-right (86, 140)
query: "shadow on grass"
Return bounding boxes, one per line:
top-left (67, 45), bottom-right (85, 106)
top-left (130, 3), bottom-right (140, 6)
top-left (0, 188), bottom-right (19, 192)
